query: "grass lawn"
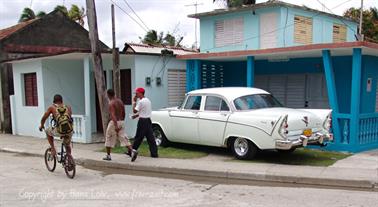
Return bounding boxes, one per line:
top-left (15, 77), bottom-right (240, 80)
top-left (102, 141), bottom-right (351, 166)
top-left (102, 142), bottom-right (208, 159)
top-left (230, 148), bottom-right (352, 166)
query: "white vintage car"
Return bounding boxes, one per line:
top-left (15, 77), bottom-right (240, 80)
top-left (151, 87), bottom-right (333, 159)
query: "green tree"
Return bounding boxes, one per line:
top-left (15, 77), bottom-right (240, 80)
top-left (343, 7), bottom-right (378, 42)
top-left (68, 5), bottom-right (86, 26)
top-left (140, 30), bottom-right (184, 47)
top-left (140, 30), bottom-right (164, 45)
top-left (213, 0), bottom-right (255, 8)
top-left (54, 5), bottom-right (68, 16)
top-left (19, 7), bottom-right (46, 22)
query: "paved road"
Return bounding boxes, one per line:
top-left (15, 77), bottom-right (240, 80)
top-left (0, 152), bottom-right (377, 207)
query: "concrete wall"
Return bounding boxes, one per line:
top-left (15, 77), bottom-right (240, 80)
top-left (12, 60), bottom-right (45, 137)
top-left (42, 59), bottom-right (85, 115)
top-left (199, 6), bottom-right (358, 53)
top-left (361, 56), bottom-right (378, 114)
top-left (101, 54), bottom-right (186, 137)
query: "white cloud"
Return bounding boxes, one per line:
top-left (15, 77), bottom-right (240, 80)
top-left (0, 0), bottom-right (376, 49)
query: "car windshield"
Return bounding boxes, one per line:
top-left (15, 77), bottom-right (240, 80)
top-left (234, 94), bottom-right (283, 110)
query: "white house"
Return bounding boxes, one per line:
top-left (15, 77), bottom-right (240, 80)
top-left (9, 43), bottom-right (195, 143)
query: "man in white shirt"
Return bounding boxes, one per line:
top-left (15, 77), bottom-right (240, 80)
top-left (131, 87), bottom-right (158, 162)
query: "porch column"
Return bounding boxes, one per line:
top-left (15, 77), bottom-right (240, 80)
top-left (350, 48), bottom-right (362, 146)
top-left (247, 56), bottom-right (255, 87)
top-left (186, 59), bottom-right (201, 92)
top-left (322, 50), bottom-right (341, 144)
top-left (84, 56), bottom-right (92, 143)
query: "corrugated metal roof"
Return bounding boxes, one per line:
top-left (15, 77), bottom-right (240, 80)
top-left (124, 43), bottom-right (198, 56)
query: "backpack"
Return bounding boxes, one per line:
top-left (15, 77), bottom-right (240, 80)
top-left (55, 105), bottom-right (73, 135)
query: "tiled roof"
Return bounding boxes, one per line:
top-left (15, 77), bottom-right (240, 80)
top-left (0, 19), bottom-right (37, 41)
top-left (124, 43), bottom-right (198, 56)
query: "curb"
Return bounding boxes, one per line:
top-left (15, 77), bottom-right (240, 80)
top-left (2, 148), bottom-right (377, 191)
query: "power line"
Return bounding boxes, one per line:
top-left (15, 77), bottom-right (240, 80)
top-left (201, 0), bottom-right (354, 51)
top-left (109, 0), bottom-right (149, 32)
top-left (315, 0), bottom-right (357, 34)
top-left (122, 0), bottom-right (150, 31)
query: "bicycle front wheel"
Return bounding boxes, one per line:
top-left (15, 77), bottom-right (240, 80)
top-left (63, 154), bottom-right (76, 179)
top-left (44, 148), bottom-right (56, 172)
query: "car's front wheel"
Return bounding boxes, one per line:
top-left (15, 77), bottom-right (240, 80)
top-left (231, 137), bottom-right (258, 160)
top-left (152, 125), bottom-right (169, 147)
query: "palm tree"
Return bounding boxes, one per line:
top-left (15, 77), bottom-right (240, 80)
top-left (19, 8), bottom-right (46, 22)
top-left (213, 0), bottom-right (255, 8)
top-left (140, 30), bottom-right (164, 45)
top-left (54, 5), bottom-right (69, 16)
top-left (68, 5), bottom-right (86, 26)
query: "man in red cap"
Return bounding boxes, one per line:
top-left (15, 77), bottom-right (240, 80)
top-left (130, 87), bottom-right (158, 161)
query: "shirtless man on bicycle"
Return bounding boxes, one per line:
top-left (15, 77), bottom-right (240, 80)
top-left (39, 94), bottom-right (73, 157)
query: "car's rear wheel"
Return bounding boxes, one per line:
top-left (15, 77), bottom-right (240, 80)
top-left (231, 137), bottom-right (258, 160)
top-left (153, 125), bottom-right (169, 147)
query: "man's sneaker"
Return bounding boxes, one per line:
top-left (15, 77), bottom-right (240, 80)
top-left (131, 150), bottom-right (138, 162)
top-left (103, 154), bottom-right (111, 161)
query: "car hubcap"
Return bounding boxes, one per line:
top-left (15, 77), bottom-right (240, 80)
top-left (154, 129), bottom-right (162, 146)
top-left (234, 138), bottom-right (249, 156)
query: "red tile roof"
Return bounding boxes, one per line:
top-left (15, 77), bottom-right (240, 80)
top-left (0, 19), bottom-right (37, 41)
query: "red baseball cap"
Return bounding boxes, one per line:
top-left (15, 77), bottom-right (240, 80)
top-left (135, 87), bottom-right (145, 94)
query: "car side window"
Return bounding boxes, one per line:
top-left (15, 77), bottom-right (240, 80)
top-left (205, 96), bottom-right (230, 111)
top-left (184, 96), bottom-right (202, 110)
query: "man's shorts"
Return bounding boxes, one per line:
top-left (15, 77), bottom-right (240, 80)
top-left (105, 120), bottom-right (130, 148)
top-left (45, 127), bottom-right (73, 146)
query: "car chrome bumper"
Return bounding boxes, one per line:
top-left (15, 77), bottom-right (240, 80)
top-left (275, 132), bottom-right (333, 150)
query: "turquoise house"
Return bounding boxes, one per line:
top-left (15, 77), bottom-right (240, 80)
top-left (178, 1), bottom-right (378, 152)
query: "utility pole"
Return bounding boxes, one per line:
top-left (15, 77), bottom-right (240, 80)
top-left (111, 4), bottom-right (121, 98)
top-left (185, 1), bottom-right (203, 49)
top-left (359, 0), bottom-right (364, 41)
top-left (86, 0), bottom-right (109, 136)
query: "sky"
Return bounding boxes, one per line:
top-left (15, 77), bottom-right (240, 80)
top-left (0, 0), bottom-right (377, 49)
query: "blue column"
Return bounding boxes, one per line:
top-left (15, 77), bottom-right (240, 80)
top-left (350, 48), bottom-right (362, 146)
top-left (247, 56), bottom-right (255, 87)
top-left (322, 50), bottom-right (341, 145)
top-left (193, 59), bottom-right (201, 90)
top-left (186, 59), bottom-right (201, 92)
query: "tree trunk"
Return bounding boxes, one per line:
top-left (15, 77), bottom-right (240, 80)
top-left (0, 62), bottom-right (12, 134)
top-left (86, 0), bottom-right (109, 137)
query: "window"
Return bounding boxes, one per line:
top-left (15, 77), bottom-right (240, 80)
top-left (184, 96), bottom-right (202, 110)
top-left (168, 69), bottom-right (186, 106)
top-left (234, 94), bottom-right (283, 111)
top-left (294, 15), bottom-right (313, 44)
top-left (205, 96), bottom-right (229, 111)
top-left (120, 69), bottom-right (132, 105)
top-left (23, 73), bottom-right (38, 106)
top-left (333, 23), bottom-right (347, 43)
top-left (215, 17), bottom-right (243, 47)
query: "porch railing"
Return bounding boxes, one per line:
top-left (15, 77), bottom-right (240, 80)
top-left (331, 113), bottom-right (378, 151)
top-left (47, 115), bottom-right (88, 143)
top-left (358, 113), bottom-right (378, 145)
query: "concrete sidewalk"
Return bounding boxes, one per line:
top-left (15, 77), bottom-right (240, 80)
top-left (1, 134), bottom-right (377, 190)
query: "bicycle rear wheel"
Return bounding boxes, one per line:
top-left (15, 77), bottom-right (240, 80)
top-left (44, 148), bottom-right (56, 172)
top-left (64, 154), bottom-right (76, 179)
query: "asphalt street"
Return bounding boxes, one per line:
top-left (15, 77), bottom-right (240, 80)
top-left (0, 151), bottom-right (377, 207)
